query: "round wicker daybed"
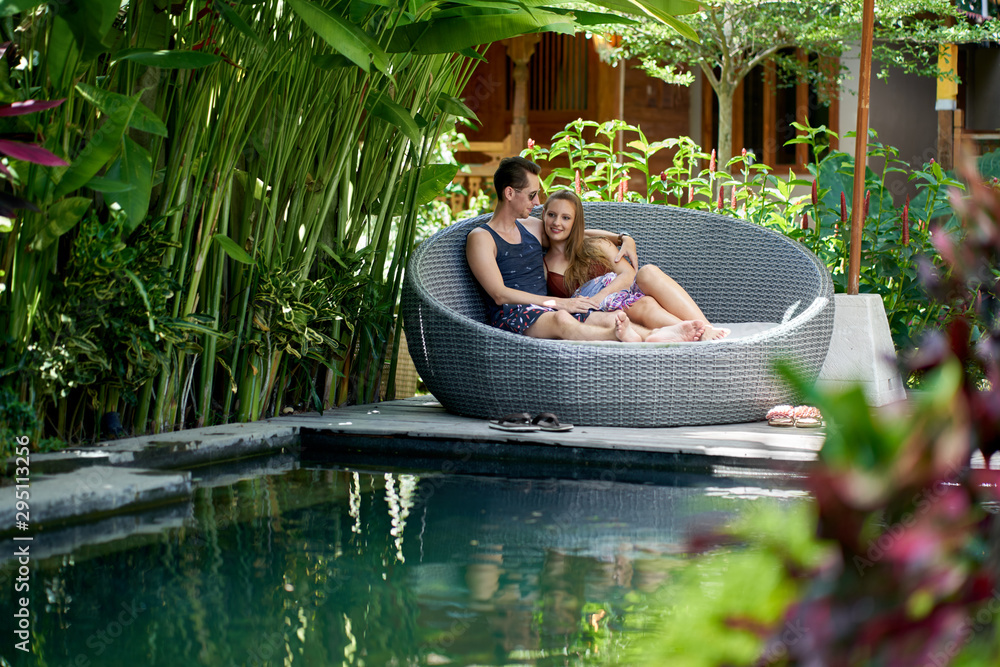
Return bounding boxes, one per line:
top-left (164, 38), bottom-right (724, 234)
top-left (400, 202), bottom-right (835, 427)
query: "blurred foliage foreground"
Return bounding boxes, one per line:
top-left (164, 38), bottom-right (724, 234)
top-left (604, 153), bottom-right (1000, 666)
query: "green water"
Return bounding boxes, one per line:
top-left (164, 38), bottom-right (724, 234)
top-left (2, 460), bottom-right (807, 666)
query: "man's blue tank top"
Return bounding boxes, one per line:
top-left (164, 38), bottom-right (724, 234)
top-left (477, 220), bottom-right (546, 319)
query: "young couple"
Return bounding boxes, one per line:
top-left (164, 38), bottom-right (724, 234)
top-left (465, 156), bottom-right (730, 343)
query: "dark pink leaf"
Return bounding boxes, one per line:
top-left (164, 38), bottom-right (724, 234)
top-left (0, 98), bottom-right (66, 116)
top-left (0, 139), bottom-right (68, 167)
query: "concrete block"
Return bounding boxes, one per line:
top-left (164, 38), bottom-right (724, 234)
top-left (816, 293), bottom-right (906, 406)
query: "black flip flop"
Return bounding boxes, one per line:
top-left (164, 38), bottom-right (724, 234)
top-left (488, 412), bottom-right (540, 432)
top-left (532, 412), bottom-right (574, 432)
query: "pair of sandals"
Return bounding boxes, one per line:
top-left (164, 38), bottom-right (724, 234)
top-left (488, 412), bottom-right (574, 432)
top-left (766, 404), bottom-right (824, 428)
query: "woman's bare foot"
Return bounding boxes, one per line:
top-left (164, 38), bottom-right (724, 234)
top-left (700, 325), bottom-right (731, 341)
top-left (645, 320), bottom-right (705, 343)
top-left (614, 311), bottom-right (644, 343)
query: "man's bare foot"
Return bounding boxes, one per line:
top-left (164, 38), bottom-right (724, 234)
top-left (614, 311), bottom-right (643, 343)
top-left (700, 325), bottom-right (731, 341)
top-left (645, 320), bottom-right (705, 343)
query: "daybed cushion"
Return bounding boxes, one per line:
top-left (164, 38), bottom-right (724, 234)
top-left (401, 202), bottom-right (834, 427)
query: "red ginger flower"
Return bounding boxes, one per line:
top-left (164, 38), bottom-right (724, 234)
top-left (575, 170), bottom-right (581, 195)
top-left (731, 186), bottom-right (737, 208)
top-left (709, 149), bottom-right (716, 174)
top-left (863, 190), bottom-right (870, 220)
top-left (802, 212), bottom-right (810, 230)
top-left (840, 191), bottom-right (848, 222)
top-left (527, 138), bottom-right (535, 150)
top-left (687, 185), bottom-right (694, 204)
top-left (811, 180), bottom-right (818, 207)
top-left (717, 187), bottom-right (724, 211)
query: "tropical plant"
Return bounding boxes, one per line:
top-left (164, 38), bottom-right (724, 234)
top-left (25, 212), bottom-right (201, 440)
top-left (0, 0), bottom-right (698, 443)
top-left (597, 0), bottom-right (1000, 166)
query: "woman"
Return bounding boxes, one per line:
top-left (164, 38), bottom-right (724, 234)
top-left (541, 190), bottom-right (730, 341)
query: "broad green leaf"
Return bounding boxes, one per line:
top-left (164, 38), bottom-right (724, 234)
top-left (113, 48), bottom-right (222, 69)
top-left (130, 102), bottom-right (168, 137)
top-left (105, 137), bottom-right (153, 233)
top-left (418, 6), bottom-right (517, 20)
top-left (556, 9), bottom-right (638, 27)
top-left (128, 2), bottom-right (173, 51)
top-left (459, 47), bottom-right (487, 61)
top-left (286, 0), bottom-right (391, 77)
top-left (546, 22), bottom-right (576, 35)
top-left (213, 234), bottom-right (254, 264)
top-left (30, 197), bottom-right (90, 251)
top-left (365, 94), bottom-right (420, 145)
top-left (53, 95), bottom-right (138, 199)
top-left (387, 12), bottom-right (574, 54)
top-left (312, 53), bottom-right (355, 70)
top-left (435, 94), bottom-right (480, 123)
top-left (414, 164), bottom-right (459, 206)
top-left (85, 176), bottom-right (135, 193)
top-left (591, 0), bottom-right (699, 41)
top-left (0, 0), bottom-right (46, 17)
top-left (76, 84), bottom-right (166, 139)
top-left (51, 0), bottom-right (119, 63)
top-left (590, 0), bottom-right (699, 16)
top-left (213, 0), bottom-right (267, 48)
top-left (397, 163), bottom-right (459, 213)
top-left (47, 16), bottom-right (80, 91)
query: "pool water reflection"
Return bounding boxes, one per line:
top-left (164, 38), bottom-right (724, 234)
top-left (2, 464), bottom-right (809, 666)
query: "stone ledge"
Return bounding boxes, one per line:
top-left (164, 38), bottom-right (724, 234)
top-left (1, 466), bottom-right (191, 533)
top-left (9, 423), bottom-right (299, 477)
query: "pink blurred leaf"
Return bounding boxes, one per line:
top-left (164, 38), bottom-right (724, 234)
top-left (0, 98), bottom-right (66, 116)
top-left (0, 139), bottom-right (68, 166)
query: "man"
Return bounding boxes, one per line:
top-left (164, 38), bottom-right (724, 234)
top-left (465, 156), bottom-right (705, 342)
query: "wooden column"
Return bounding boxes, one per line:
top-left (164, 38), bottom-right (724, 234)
top-left (936, 43), bottom-right (959, 171)
top-left (848, 0), bottom-right (875, 295)
top-left (502, 35), bottom-right (541, 153)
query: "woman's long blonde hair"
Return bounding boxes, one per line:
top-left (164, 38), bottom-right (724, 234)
top-left (543, 190), bottom-right (612, 292)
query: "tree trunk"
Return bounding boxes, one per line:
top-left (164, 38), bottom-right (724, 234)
top-left (716, 85), bottom-right (735, 171)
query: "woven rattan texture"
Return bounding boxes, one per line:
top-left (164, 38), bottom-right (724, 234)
top-left (401, 202), bottom-right (835, 427)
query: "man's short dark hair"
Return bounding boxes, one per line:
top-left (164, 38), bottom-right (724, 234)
top-left (494, 156), bottom-right (540, 197)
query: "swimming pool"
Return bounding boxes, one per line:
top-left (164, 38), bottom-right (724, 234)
top-left (1, 454), bottom-right (808, 666)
